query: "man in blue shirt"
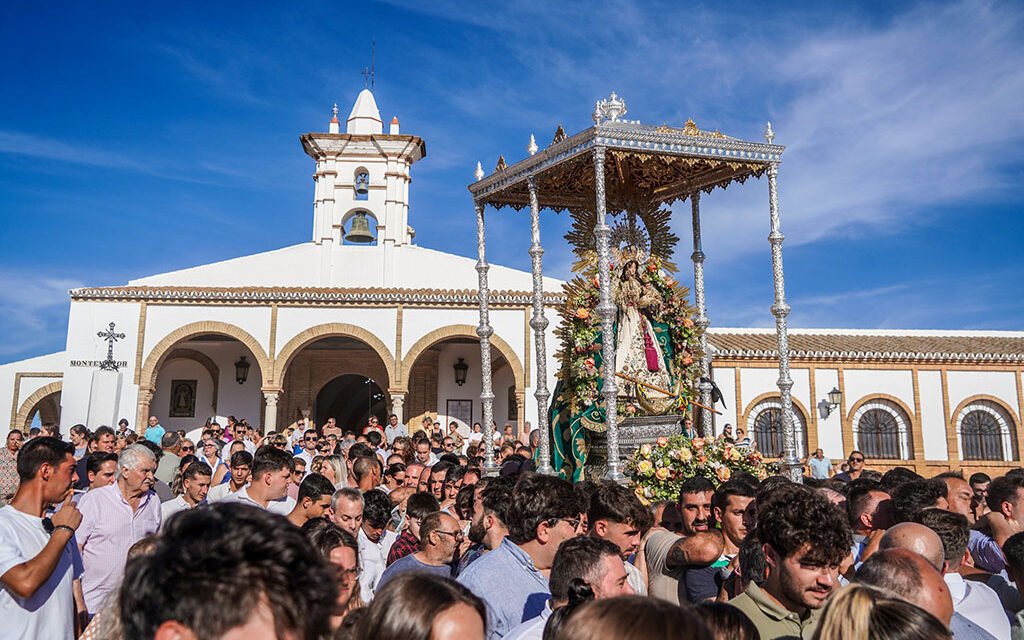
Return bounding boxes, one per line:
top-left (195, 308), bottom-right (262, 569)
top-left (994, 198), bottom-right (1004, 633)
top-left (144, 416), bottom-right (166, 446)
top-left (458, 474), bottom-right (581, 639)
top-left (378, 511), bottom-right (458, 588)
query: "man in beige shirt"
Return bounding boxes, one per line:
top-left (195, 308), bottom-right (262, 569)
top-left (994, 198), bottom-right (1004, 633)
top-left (728, 489), bottom-right (851, 640)
top-left (643, 477), bottom-right (725, 604)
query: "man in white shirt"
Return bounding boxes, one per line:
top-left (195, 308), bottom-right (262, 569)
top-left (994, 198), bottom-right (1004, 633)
top-left (295, 429), bottom-right (320, 469)
top-left (225, 447), bottom-right (295, 516)
top-left (383, 414), bottom-right (406, 445)
top-left (917, 508), bottom-right (1010, 640)
top-left (161, 461), bottom-right (212, 525)
top-left (206, 450), bottom-right (252, 503)
top-left (0, 437), bottom-right (85, 639)
top-left (357, 489), bottom-right (399, 601)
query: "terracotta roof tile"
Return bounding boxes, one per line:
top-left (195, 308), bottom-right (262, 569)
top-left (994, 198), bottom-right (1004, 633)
top-left (708, 330), bottom-right (1024, 363)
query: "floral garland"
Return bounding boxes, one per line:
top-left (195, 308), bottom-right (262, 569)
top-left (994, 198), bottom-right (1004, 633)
top-left (556, 256), bottom-right (703, 416)
top-left (627, 434), bottom-right (777, 504)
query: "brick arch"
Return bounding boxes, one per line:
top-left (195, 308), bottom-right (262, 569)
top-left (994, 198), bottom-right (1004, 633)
top-left (16, 381), bottom-right (62, 430)
top-left (739, 391), bottom-right (811, 458)
top-left (273, 323), bottom-right (396, 389)
top-left (739, 391), bottom-right (811, 433)
top-left (139, 321), bottom-right (271, 394)
top-left (950, 394), bottom-right (1021, 462)
top-left (844, 393), bottom-right (917, 461)
top-left (400, 325), bottom-right (525, 393)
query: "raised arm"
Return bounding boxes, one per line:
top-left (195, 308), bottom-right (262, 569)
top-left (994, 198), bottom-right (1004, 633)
top-left (666, 529), bottom-right (724, 570)
top-left (0, 495), bottom-right (81, 599)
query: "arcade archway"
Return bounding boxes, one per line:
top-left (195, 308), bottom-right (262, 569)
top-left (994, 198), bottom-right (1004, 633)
top-left (315, 375), bottom-right (388, 431)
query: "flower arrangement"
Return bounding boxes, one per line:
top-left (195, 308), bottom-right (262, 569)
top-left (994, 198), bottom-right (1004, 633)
top-left (555, 255), bottom-right (703, 415)
top-left (626, 434), bottom-right (777, 504)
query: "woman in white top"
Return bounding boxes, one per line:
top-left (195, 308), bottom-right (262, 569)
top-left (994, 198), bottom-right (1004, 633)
top-left (200, 440), bottom-right (229, 485)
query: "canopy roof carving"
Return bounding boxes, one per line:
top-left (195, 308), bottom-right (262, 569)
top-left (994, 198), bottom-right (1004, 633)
top-left (468, 119), bottom-right (784, 212)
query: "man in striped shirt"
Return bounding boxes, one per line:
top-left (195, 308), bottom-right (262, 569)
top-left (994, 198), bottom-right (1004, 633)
top-left (77, 444), bottom-right (161, 613)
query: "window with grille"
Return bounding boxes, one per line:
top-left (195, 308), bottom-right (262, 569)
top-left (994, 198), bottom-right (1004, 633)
top-left (958, 403), bottom-right (1016, 461)
top-left (750, 402), bottom-right (807, 458)
top-left (855, 408), bottom-right (903, 459)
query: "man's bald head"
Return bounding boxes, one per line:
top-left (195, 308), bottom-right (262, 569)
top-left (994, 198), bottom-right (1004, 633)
top-left (879, 522), bottom-right (946, 571)
top-left (856, 548), bottom-right (954, 626)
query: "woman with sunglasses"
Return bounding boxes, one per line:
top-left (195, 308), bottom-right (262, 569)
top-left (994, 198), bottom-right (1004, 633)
top-left (199, 439), bottom-right (229, 485)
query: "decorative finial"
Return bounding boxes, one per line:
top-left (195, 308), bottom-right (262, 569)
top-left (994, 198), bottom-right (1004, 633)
top-left (551, 125), bottom-right (567, 145)
top-left (595, 91), bottom-right (627, 124)
top-left (765, 121), bottom-right (775, 144)
top-left (527, 134), bottom-right (538, 156)
top-left (332, 103), bottom-right (339, 118)
top-left (474, 161), bottom-right (484, 181)
top-left (495, 155), bottom-right (508, 172)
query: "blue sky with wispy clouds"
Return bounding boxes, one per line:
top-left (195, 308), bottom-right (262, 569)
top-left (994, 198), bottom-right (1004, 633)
top-left (0, 1), bottom-right (1022, 363)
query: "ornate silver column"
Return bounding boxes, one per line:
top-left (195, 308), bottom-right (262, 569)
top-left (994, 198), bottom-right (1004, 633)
top-left (592, 147), bottom-right (624, 482)
top-left (527, 176), bottom-right (555, 474)
top-left (474, 200), bottom-right (499, 475)
top-left (766, 155), bottom-right (800, 482)
top-left (690, 192), bottom-right (713, 437)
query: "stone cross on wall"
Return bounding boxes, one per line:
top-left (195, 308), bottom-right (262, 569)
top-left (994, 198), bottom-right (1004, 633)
top-left (97, 322), bottom-right (126, 371)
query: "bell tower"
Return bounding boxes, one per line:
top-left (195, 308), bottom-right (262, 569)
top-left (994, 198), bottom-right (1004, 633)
top-left (300, 89), bottom-right (426, 249)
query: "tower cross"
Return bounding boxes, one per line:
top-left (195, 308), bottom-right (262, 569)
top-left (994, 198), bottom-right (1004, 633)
top-left (97, 322), bottom-right (126, 371)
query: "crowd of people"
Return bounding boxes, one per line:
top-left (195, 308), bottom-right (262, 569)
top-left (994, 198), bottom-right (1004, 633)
top-left (2, 414), bottom-right (1024, 640)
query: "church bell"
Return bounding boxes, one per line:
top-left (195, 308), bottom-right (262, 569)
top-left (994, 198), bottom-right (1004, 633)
top-left (345, 211), bottom-right (375, 243)
top-left (355, 172), bottom-right (369, 196)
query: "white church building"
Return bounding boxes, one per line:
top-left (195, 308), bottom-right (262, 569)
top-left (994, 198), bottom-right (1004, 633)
top-left (3, 89), bottom-right (1023, 476)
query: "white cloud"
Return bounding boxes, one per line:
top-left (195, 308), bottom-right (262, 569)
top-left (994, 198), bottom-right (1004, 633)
top-left (0, 271), bottom-right (80, 360)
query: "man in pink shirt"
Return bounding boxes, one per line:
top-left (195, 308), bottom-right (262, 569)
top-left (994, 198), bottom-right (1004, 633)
top-left (77, 443), bottom-right (161, 613)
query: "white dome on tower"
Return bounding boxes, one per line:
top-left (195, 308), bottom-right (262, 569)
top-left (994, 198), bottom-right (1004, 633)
top-left (347, 89), bottom-right (383, 134)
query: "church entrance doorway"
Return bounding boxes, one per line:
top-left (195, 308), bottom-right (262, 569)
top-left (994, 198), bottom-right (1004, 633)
top-left (276, 334), bottom-right (392, 433)
top-left (314, 375), bottom-right (387, 432)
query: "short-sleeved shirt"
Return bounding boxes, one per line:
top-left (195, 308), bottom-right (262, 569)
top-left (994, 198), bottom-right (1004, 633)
top-left (144, 425), bottom-right (165, 445)
top-left (729, 581), bottom-right (823, 640)
top-left (808, 457), bottom-right (832, 479)
top-left (77, 484), bottom-right (162, 611)
top-left (378, 553), bottom-right (451, 589)
top-left (0, 506), bottom-right (84, 639)
top-left (645, 528), bottom-right (685, 604)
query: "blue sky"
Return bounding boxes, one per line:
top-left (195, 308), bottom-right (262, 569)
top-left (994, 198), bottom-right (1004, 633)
top-left (1, 1), bottom-right (1022, 363)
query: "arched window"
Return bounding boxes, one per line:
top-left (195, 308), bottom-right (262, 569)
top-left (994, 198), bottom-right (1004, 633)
top-left (747, 398), bottom-right (807, 458)
top-left (957, 401), bottom-right (1016, 461)
top-left (852, 399), bottom-right (912, 460)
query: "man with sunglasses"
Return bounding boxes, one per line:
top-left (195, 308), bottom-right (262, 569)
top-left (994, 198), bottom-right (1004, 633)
top-left (378, 511), bottom-right (460, 588)
top-left (458, 473), bottom-right (582, 639)
top-left (835, 451), bottom-right (867, 483)
top-left (295, 429), bottom-right (319, 470)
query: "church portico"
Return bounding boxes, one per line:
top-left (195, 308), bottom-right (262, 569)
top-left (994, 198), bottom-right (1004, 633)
top-left (276, 334), bottom-right (392, 431)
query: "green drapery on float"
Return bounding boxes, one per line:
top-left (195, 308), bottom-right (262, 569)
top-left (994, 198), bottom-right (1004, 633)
top-left (549, 318), bottom-right (680, 482)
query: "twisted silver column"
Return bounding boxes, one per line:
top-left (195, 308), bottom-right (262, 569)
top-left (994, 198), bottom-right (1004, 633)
top-left (690, 192), bottom-right (713, 437)
top-left (474, 201), bottom-right (498, 476)
top-left (767, 163), bottom-right (800, 482)
top-left (592, 147), bottom-right (624, 482)
top-left (527, 176), bottom-right (555, 474)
